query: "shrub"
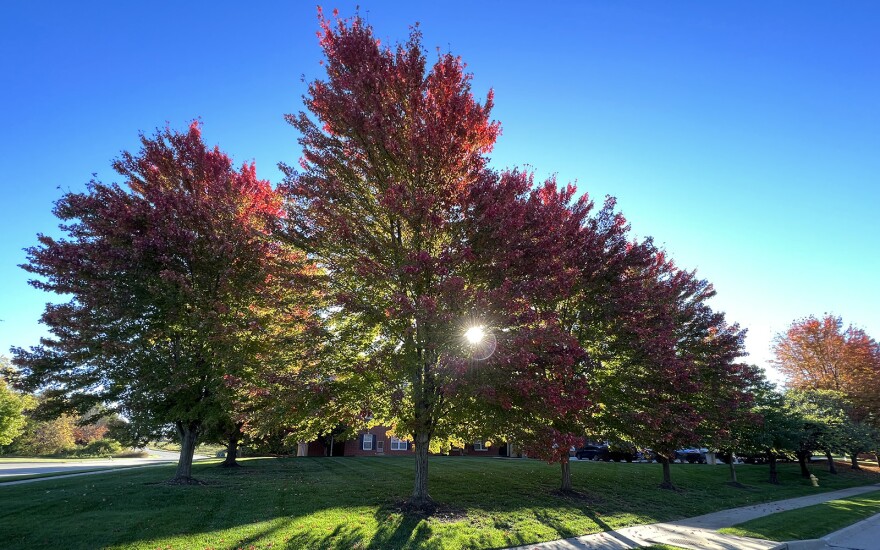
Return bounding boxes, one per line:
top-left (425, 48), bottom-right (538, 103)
top-left (113, 449), bottom-right (149, 459)
top-left (76, 439), bottom-right (123, 458)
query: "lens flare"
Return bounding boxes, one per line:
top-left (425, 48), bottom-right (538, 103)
top-left (463, 324), bottom-right (496, 361)
top-left (464, 325), bottom-right (485, 345)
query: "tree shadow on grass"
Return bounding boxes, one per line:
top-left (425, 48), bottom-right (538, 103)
top-left (4, 457), bottom-right (878, 550)
top-left (368, 507), bottom-right (439, 550)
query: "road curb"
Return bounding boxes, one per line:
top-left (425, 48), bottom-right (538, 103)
top-left (769, 540), bottom-right (826, 550)
top-left (821, 509), bottom-right (880, 547)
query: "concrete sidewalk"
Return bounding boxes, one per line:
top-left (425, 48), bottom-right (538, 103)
top-left (509, 484), bottom-right (880, 550)
top-left (774, 508), bottom-right (880, 550)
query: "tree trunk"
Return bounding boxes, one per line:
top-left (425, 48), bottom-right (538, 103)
top-left (850, 453), bottom-right (861, 470)
top-left (659, 456), bottom-right (674, 490)
top-left (768, 454), bottom-right (779, 484)
top-left (825, 450), bottom-right (837, 474)
top-left (728, 452), bottom-right (738, 484)
top-left (407, 341), bottom-right (437, 513)
top-left (173, 421), bottom-right (201, 483)
top-left (797, 450), bottom-right (811, 478)
top-left (560, 458), bottom-right (572, 492)
top-left (221, 422), bottom-right (243, 468)
top-left (410, 430), bottom-right (432, 510)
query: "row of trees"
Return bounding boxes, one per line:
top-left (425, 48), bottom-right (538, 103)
top-left (12, 11), bottom-right (876, 509)
top-left (722, 372), bottom-right (879, 486)
top-left (751, 315), bottom-right (880, 480)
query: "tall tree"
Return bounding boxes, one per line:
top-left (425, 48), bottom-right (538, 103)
top-left (457, 173), bottom-right (602, 493)
top-left (593, 253), bottom-right (749, 489)
top-left (283, 11), bottom-right (593, 508)
top-left (13, 123), bottom-right (315, 482)
top-left (702, 364), bottom-right (762, 486)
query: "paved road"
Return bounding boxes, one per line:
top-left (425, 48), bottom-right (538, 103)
top-left (0, 448), bottom-right (208, 477)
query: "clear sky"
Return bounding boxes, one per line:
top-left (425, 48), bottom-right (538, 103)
top-left (2, 2), bottom-right (878, 384)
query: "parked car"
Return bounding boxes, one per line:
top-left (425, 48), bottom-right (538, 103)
top-left (675, 448), bottom-right (708, 463)
top-left (576, 444), bottom-right (639, 462)
top-left (575, 444), bottom-right (604, 460)
top-left (641, 449), bottom-right (660, 462)
top-left (602, 445), bottom-right (639, 462)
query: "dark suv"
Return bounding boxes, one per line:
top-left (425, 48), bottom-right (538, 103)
top-left (674, 448), bottom-right (708, 463)
top-left (576, 444), bottom-right (638, 462)
top-left (575, 444), bottom-right (604, 460)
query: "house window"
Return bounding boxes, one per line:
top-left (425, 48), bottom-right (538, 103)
top-left (362, 434), bottom-right (374, 451)
top-left (390, 436), bottom-right (408, 451)
top-left (473, 441), bottom-right (488, 451)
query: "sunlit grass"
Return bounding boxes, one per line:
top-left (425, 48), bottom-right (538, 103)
top-left (720, 489), bottom-right (880, 541)
top-left (1, 456), bottom-right (878, 549)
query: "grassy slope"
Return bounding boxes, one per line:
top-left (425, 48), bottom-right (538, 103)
top-left (720, 489), bottom-right (880, 541)
top-left (1, 457), bottom-right (877, 550)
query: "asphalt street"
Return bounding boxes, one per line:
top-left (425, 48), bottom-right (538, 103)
top-left (0, 448), bottom-right (207, 477)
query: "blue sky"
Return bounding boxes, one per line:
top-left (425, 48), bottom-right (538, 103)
top-left (2, 2), bottom-right (878, 383)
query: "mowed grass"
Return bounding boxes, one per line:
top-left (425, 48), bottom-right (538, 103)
top-left (720, 489), bottom-right (880, 541)
top-left (1, 456), bottom-right (878, 550)
top-left (0, 469), bottom-right (113, 483)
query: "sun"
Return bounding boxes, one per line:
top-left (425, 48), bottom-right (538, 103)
top-left (464, 325), bottom-right (486, 345)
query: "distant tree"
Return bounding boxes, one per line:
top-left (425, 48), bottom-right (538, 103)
top-left (727, 370), bottom-right (801, 484)
top-left (14, 413), bottom-right (77, 456)
top-left (784, 389), bottom-right (847, 478)
top-left (773, 315), bottom-right (880, 418)
top-left (72, 407), bottom-right (114, 445)
top-left (839, 419), bottom-right (878, 470)
top-left (14, 122), bottom-right (316, 482)
top-left (0, 358), bottom-right (31, 447)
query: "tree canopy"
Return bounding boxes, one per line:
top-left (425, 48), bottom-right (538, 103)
top-left (13, 123), bottom-right (317, 481)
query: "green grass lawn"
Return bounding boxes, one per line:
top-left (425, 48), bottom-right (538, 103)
top-left (1, 457), bottom-right (877, 550)
top-left (0, 464), bottom-right (158, 483)
top-left (0, 469), bottom-right (110, 483)
top-left (720, 489), bottom-right (880, 542)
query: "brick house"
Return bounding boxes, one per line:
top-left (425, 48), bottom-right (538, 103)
top-left (297, 427), bottom-right (522, 458)
top-left (297, 426), bottom-right (414, 457)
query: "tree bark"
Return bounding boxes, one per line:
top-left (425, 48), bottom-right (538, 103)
top-left (850, 453), bottom-right (861, 470)
top-left (796, 450), bottom-right (811, 478)
top-left (659, 456), bottom-right (674, 490)
top-left (560, 458), bottom-right (572, 492)
top-left (408, 341), bottom-right (437, 512)
top-left (768, 454), bottom-right (779, 484)
top-left (727, 452), bottom-right (738, 484)
top-left (221, 422), bottom-right (243, 468)
top-left (173, 420), bottom-right (201, 483)
top-left (825, 450), bottom-right (837, 474)
top-left (410, 430), bottom-right (432, 510)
